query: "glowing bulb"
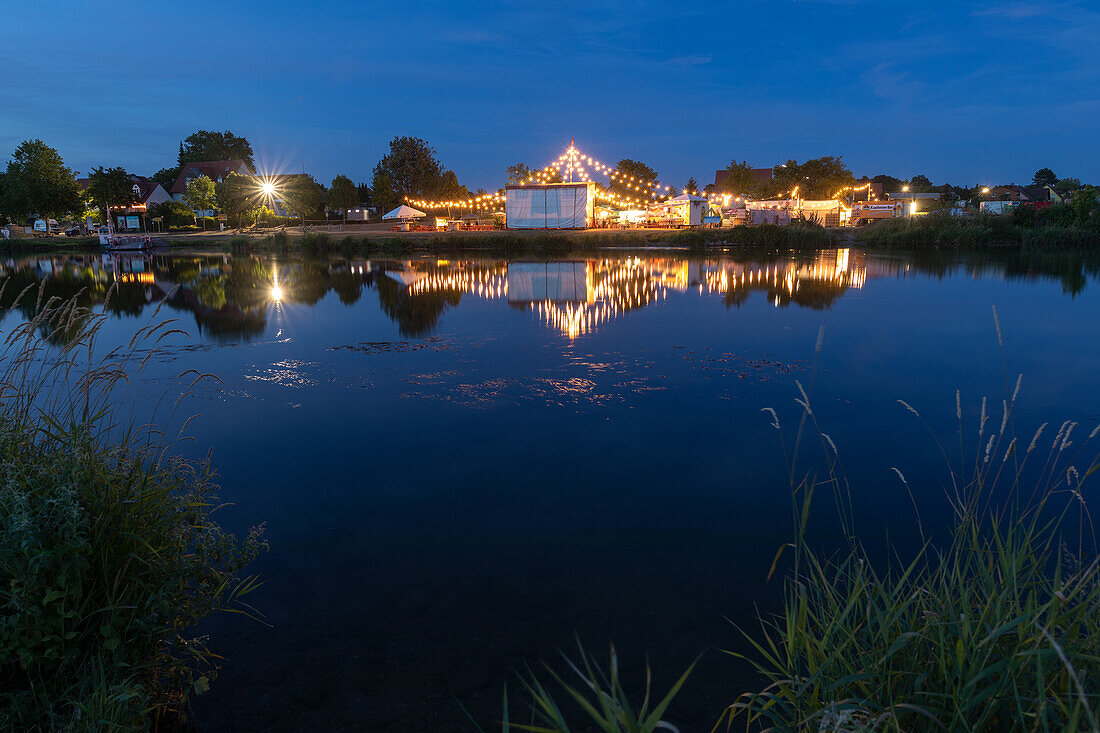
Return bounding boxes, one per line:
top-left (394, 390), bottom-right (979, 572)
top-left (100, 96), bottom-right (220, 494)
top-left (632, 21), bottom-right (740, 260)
top-left (262, 182), bottom-right (276, 195)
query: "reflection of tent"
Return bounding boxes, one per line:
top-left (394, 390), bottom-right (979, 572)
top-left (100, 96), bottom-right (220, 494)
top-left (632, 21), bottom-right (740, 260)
top-left (384, 270), bottom-right (429, 287)
top-left (382, 205), bottom-right (426, 220)
top-left (507, 262), bottom-right (588, 302)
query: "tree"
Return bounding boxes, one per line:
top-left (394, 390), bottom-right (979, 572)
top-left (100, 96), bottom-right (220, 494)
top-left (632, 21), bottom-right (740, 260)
top-left (370, 164), bottom-right (399, 213)
top-left (720, 160), bottom-right (757, 195)
top-left (1032, 168), bottom-right (1057, 187)
top-left (1055, 177), bottom-right (1083, 195)
top-left (684, 176), bottom-right (699, 195)
top-left (1070, 186), bottom-right (1098, 223)
top-left (282, 175), bottom-right (324, 224)
top-left (763, 157), bottom-right (854, 200)
top-left (215, 173), bottom-right (261, 229)
top-left (372, 136), bottom-right (444, 206)
top-left (908, 174), bottom-right (933, 192)
top-left (183, 175), bottom-right (217, 230)
top-left (0, 139), bottom-right (83, 231)
top-left (178, 130), bottom-right (255, 169)
top-left (356, 182), bottom-right (372, 204)
top-left (86, 167), bottom-right (138, 222)
top-left (871, 174), bottom-right (904, 193)
top-left (436, 170), bottom-right (472, 210)
top-left (507, 163), bottom-right (533, 184)
top-left (147, 200), bottom-right (197, 228)
top-left (609, 159), bottom-right (658, 200)
top-left (328, 174), bottom-right (358, 225)
top-left (152, 166), bottom-right (181, 188)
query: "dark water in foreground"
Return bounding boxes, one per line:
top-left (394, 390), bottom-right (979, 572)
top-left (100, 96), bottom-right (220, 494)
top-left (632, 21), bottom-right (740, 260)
top-left (4, 247), bottom-right (1100, 731)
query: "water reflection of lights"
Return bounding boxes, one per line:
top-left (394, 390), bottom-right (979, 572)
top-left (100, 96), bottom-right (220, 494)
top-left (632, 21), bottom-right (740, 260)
top-left (406, 268), bottom-right (508, 299)
top-left (391, 250), bottom-right (867, 338)
top-left (271, 264), bottom-right (283, 301)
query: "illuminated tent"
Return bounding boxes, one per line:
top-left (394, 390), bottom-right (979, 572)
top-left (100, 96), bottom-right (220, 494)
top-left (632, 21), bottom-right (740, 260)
top-left (652, 193), bottom-right (708, 226)
top-left (382, 205), bottom-right (426, 220)
top-left (505, 183), bottom-right (594, 229)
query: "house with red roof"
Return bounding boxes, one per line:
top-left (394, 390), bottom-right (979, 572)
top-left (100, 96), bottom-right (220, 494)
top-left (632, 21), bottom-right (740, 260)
top-left (77, 174), bottom-right (173, 231)
top-left (704, 166), bottom-right (773, 194)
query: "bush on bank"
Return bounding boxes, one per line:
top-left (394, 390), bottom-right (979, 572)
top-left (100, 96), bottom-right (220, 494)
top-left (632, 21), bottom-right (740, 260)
top-left (856, 198), bottom-right (1100, 247)
top-left (0, 290), bottom-right (266, 729)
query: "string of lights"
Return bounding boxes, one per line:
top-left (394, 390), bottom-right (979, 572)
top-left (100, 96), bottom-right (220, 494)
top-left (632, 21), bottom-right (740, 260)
top-left (403, 141), bottom-right (874, 213)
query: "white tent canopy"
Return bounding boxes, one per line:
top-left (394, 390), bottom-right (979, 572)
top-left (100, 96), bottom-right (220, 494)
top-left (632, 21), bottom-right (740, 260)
top-left (666, 193), bottom-right (707, 203)
top-left (382, 205), bottom-right (426, 220)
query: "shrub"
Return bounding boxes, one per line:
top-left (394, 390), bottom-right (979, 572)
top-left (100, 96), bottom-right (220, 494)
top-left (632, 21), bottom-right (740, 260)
top-left (147, 201), bottom-right (198, 229)
top-left (300, 232), bottom-right (331, 253)
top-left (856, 210), bottom-right (1100, 248)
top-left (0, 286), bottom-right (266, 728)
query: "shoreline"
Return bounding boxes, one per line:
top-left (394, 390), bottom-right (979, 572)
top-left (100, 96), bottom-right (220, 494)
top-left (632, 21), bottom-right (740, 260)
top-left (6, 219), bottom-right (1100, 255)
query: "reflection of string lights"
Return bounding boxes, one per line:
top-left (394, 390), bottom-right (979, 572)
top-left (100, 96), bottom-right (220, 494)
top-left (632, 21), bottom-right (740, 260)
top-left (396, 250), bottom-right (865, 338)
top-left (405, 267), bottom-right (508, 298)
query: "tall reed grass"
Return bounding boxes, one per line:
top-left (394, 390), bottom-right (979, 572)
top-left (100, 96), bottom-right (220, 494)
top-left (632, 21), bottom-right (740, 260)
top-left (0, 280), bottom-right (266, 729)
top-left (469, 639), bottom-right (695, 733)
top-left (724, 363), bottom-right (1100, 730)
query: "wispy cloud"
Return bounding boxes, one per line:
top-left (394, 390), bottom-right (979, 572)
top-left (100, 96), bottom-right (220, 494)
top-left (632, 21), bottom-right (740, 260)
top-left (973, 2), bottom-right (1050, 18)
top-left (860, 64), bottom-right (927, 106)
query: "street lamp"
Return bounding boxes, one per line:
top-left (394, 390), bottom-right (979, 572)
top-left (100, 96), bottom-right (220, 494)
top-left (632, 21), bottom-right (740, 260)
top-left (255, 177), bottom-right (282, 226)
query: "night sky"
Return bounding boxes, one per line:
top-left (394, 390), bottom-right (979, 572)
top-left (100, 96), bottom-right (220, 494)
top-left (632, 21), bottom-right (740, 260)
top-left (3, 0), bottom-right (1097, 190)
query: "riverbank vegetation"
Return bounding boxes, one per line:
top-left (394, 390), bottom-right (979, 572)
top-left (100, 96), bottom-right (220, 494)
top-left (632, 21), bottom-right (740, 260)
top-left (0, 287), bottom-right (266, 729)
top-left (857, 192), bottom-right (1100, 248)
top-left (220, 220), bottom-right (837, 257)
top-left (722, 377), bottom-right (1100, 730)
top-left (4, 222), bottom-right (836, 257)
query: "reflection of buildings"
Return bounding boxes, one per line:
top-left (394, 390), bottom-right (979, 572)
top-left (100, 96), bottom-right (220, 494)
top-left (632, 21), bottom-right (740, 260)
top-left (388, 250), bottom-right (868, 338)
top-left (7, 250), bottom-right (1098, 340)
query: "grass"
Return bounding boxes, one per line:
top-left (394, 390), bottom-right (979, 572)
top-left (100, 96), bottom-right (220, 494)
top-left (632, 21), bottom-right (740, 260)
top-left (722, 357), bottom-right (1100, 730)
top-left (468, 639), bottom-right (696, 733)
top-left (0, 281), bottom-right (266, 729)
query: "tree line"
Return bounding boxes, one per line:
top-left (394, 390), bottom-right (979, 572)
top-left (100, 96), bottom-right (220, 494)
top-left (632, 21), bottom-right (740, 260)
top-left (2, 131), bottom-right (1097, 233)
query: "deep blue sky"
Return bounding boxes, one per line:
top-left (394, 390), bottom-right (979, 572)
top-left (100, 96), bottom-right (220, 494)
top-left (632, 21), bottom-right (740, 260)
top-left (3, 1), bottom-right (1097, 191)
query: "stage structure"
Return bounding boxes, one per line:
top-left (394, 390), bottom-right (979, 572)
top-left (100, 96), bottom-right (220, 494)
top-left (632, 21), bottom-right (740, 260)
top-left (505, 182), bottom-right (595, 230)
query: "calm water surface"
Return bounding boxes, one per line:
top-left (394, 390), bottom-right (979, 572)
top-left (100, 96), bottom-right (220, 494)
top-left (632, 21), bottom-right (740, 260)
top-left (4, 247), bottom-right (1099, 731)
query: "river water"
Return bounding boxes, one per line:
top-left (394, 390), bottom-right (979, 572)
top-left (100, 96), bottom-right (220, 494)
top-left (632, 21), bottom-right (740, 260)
top-left (3, 247), bottom-right (1099, 731)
